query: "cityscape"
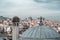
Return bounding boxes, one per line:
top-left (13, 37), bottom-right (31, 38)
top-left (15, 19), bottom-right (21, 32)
top-left (0, 16), bottom-right (60, 40)
top-left (0, 0), bottom-right (60, 40)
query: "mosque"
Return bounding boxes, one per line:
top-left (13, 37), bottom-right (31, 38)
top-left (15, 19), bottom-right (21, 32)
top-left (20, 17), bottom-right (60, 40)
top-left (20, 25), bottom-right (60, 40)
top-left (0, 16), bottom-right (60, 40)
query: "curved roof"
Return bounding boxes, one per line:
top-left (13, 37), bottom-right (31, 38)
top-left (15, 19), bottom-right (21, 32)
top-left (21, 25), bottom-right (60, 40)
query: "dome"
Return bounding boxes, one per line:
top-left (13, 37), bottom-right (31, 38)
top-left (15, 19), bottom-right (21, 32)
top-left (20, 25), bottom-right (60, 40)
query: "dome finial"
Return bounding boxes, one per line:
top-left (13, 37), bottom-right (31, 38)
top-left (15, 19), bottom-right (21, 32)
top-left (39, 16), bottom-right (43, 26)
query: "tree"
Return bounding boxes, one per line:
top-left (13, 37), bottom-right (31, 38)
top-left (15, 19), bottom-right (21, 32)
top-left (12, 16), bottom-right (20, 26)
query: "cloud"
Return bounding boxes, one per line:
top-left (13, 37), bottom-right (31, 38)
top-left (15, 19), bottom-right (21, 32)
top-left (34, 0), bottom-right (60, 10)
top-left (34, 0), bottom-right (60, 3)
top-left (0, 0), bottom-right (60, 19)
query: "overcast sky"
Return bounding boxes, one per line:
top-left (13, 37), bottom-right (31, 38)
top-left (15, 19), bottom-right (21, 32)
top-left (0, 0), bottom-right (60, 19)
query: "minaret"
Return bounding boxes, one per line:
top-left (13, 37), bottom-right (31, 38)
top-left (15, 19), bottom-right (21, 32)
top-left (12, 16), bottom-right (20, 40)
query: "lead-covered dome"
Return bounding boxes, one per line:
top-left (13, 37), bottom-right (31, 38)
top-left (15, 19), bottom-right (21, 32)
top-left (20, 25), bottom-right (60, 40)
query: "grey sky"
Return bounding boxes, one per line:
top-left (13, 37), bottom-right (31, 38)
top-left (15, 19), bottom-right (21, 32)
top-left (0, 0), bottom-right (60, 18)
